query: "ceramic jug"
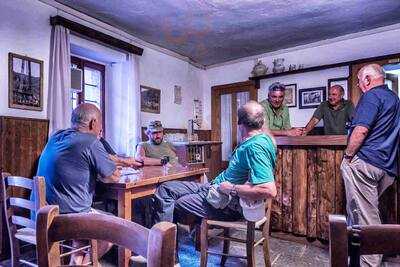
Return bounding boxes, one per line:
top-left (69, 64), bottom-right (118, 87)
top-left (273, 58), bottom-right (285, 73)
top-left (251, 60), bottom-right (268, 76)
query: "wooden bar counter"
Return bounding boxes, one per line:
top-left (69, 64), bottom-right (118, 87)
top-left (272, 135), bottom-right (347, 241)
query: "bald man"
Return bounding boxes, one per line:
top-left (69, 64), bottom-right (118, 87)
top-left (303, 85), bottom-right (354, 135)
top-left (154, 100), bottom-right (277, 224)
top-left (37, 103), bottom-right (121, 264)
top-left (341, 64), bottom-right (400, 267)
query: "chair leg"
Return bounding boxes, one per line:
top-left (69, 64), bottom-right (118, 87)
top-left (91, 240), bottom-right (99, 267)
top-left (262, 222), bottom-right (271, 267)
top-left (246, 222), bottom-right (256, 267)
top-left (200, 219), bottom-right (209, 267)
top-left (220, 228), bottom-right (230, 266)
top-left (10, 229), bottom-right (21, 267)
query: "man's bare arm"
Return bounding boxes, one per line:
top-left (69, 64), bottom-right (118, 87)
top-left (345, 126), bottom-right (369, 157)
top-left (99, 168), bottom-right (121, 183)
top-left (134, 145), bottom-right (162, 166)
top-left (109, 154), bottom-right (142, 168)
top-left (219, 181), bottom-right (276, 201)
top-left (270, 128), bottom-right (303, 136)
top-left (303, 117), bottom-right (320, 135)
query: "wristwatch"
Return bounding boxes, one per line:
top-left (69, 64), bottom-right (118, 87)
top-left (230, 184), bottom-right (238, 197)
top-left (343, 153), bottom-right (353, 160)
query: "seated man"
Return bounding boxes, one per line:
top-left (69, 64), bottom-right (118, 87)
top-left (303, 85), bottom-right (354, 135)
top-left (154, 101), bottom-right (277, 225)
top-left (36, 103), bottom-right (122, 264)
top-left (135, 120), bottom-right (179, 165)
top-left (260, 82), bottom-right (303, 136)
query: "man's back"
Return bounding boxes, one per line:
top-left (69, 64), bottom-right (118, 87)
top-left (37, 129), bottom-right (115, 213)
top-left (351, 85), bottom-right (400, 176)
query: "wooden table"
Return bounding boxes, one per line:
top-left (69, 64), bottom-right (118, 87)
top-left (103, 166), bottom-right (208, 267)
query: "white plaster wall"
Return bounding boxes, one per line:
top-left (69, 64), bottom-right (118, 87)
top-left (0, 0), bottom-right (55, 119)
top-left (203, 28), bottom-right (400, 129)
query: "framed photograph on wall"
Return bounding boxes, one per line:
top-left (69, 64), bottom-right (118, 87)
top-left (140, 85), bottom-right (161, 114)
top-left (298, 87), bottom-right (326, 109)
top-left (328, 77), bottom-right (349, 100)
top-left (8, 52), bottom-right (44, 111)
top-left (284, 83), bottom-right (297, 108)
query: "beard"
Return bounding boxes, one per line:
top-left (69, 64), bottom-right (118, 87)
top-left (151, 138), bottom-right (163, 145)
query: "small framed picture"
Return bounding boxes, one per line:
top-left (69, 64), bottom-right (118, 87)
top-left (284, 83), bottom-right (297, 108)
top-left (298, 87), bottom-right (326, 109)
top-left (140, 85), bottom-right (161, 114)
top-left (8, 53), bottom-right (44, 111)
top-left (328, 77), bottom-right (349, 100)
top-left (174, 85), bottom-right (182, 105)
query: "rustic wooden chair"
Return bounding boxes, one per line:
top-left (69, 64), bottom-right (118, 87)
top-left (36, 205), bottom-right (177, 267)
top-left (329, 214), bottom-right (400, 267)
top-left (200, 199), bottom-right (272, 267)
top-left (1, 172), bottom-right (99, 266)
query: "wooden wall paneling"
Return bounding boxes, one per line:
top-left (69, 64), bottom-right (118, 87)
top-left (317, 149), bottom-right (336, 240)
top-left (271, 148), bottom-right (283, 231)
top-left (307, 149), bottom-right (317, 238)
top-left (281, 148), bottom-right (293, 233)
top-left (292, 148), bottom-right (307, 235)
top-left (379, 182), bottom-right (397, 224)
top-left (334, 149), bottom-right (345, 215)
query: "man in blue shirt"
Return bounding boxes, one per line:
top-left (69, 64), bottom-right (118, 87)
top-left (37, 103), bottom-right (121, 264)
top-left (341, 64), bottom-right (400, 267)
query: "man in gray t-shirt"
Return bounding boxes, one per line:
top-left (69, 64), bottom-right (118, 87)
top-left (303, 85), bottom-right (354, 135)
top-left (36, 103), bottom-right (120, 264)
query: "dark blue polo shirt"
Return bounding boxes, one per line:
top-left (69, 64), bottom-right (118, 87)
top-left (36, 129), bottom-right (116, 213)
top-left (350, 85), bottom-right (400, 177)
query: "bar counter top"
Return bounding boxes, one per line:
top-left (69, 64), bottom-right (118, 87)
top-left (275, 135), bottom-right (347, 146)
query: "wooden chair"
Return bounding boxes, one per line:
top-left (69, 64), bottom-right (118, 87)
top-left (1, 172), bottom-right (99, 266)
top-left (200, 199), bottom-right (272, 267)
top-left (36, 205), bottom-right (177, 267)
top-left (329, 214), bottom-right (400, 267)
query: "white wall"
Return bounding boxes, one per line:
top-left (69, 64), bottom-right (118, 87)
top-left (0, 0), bottom-right (204, 130)
top-left (203, 27), bottom-right (400, 129)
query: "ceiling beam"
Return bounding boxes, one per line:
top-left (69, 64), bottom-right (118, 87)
top-left (50, 15), bottom-right (143, 56)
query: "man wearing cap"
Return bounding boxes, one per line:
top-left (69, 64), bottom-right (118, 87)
top-left (303, 85), bottom-right (354, 135)
top-left (135, 120), bottom-right (179, 165)
top-left (260, 82), bottom-right (303, 136)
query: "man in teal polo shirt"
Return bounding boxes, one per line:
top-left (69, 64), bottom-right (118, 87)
top-left (154, 101), bottom-right (277, 223)
top-left (260, 82), bottom-right (303, 136)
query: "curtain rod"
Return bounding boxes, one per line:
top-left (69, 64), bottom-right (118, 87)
top-left (50, 15), bottom-right (143, 56)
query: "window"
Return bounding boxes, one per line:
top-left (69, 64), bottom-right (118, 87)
top-left (71, 56), bottom-right (105, 129)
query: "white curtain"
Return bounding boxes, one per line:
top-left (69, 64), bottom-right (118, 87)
top-left (105, 53), bottom-right (141, 156)
top-left (220, 94), bottom-right (232, 161)
top-left (47, 25), bottom-right (71, 135)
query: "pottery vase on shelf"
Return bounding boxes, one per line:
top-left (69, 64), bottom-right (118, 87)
top-left (273, 58), bottom-right (285, 73)
top-left (251, 60), bottom-right (268, 76)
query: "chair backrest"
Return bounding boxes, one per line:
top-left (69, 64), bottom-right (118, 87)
top-left (329, 214), bottom-right (400, 267)
top-left (1, 172), bottom-right (46, 230)
top-left (36, 205), bottom-right (177, 267)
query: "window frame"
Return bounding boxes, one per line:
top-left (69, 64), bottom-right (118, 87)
top-left (71, 56), bottom-right (106, 134)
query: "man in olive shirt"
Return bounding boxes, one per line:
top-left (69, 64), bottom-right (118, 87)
top-left (260, 82), bottom-right (303, 136)
top-left (303, 85), bottom-right (354, 135)
top-left (135, 120), bottom-right (179, 165)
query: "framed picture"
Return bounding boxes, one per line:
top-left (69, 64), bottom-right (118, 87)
top-left (328, 77), bottom-right (349, 100)
top-left (174, 85), bottom-right (182, 104)
top-left (284, 83), bottom-right (297, 108)
top-left (8, 53), bottom-right (43, 111)
top-left (298, 87), bottom-right (326, 109)
top-left (140, 85), bottom-right (161, 114)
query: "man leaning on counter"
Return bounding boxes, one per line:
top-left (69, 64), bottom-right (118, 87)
top-left (260, 82), bottom-right (303, 136)
top-left (303, 85), bottom-right (354, 135)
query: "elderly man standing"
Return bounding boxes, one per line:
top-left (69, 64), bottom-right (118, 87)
top-left (135, 120), bottom-right (179, 165)
top-left (36, 103), bottom-right (122, 264)
top-left (303, 85), bottom-right (354, 135)
top-left (260, 82), bottom-right (303, 136)
top-left (154, 100), bottom-right (277, 224)
top-left (341, 64), bottom-right (400, 267)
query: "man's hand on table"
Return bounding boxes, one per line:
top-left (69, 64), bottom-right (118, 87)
top-left (286, 128), bottom-right (304, 136)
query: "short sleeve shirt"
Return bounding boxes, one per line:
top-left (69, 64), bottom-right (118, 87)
top-left (313, 100), bottom-right (354, 135)
top-left (260, 100), bottom-right (291, 130)
top-left (350, 85), bottom-right (400, 177)
top-left (213, 134), bottom-right (276, 185)
top-left (36, 129), bottom-right (116, 213)
top-left (138, 140), bottom-right (179, 164)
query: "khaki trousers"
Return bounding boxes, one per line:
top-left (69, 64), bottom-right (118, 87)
top-left (341, 155), bottom-right (395, 267)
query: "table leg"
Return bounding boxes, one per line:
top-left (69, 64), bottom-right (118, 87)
top-left (117, 190), bottom-right (132, 267)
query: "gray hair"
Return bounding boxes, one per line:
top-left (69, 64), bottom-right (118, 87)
top-left (237, 101), bottom-right (265, 130)
top-left (359, 64), bottom-right (384, 79)
top-left (71, 103), bottom-right (100, 128)
top-left (268, 82), bottom-right (286, 92)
